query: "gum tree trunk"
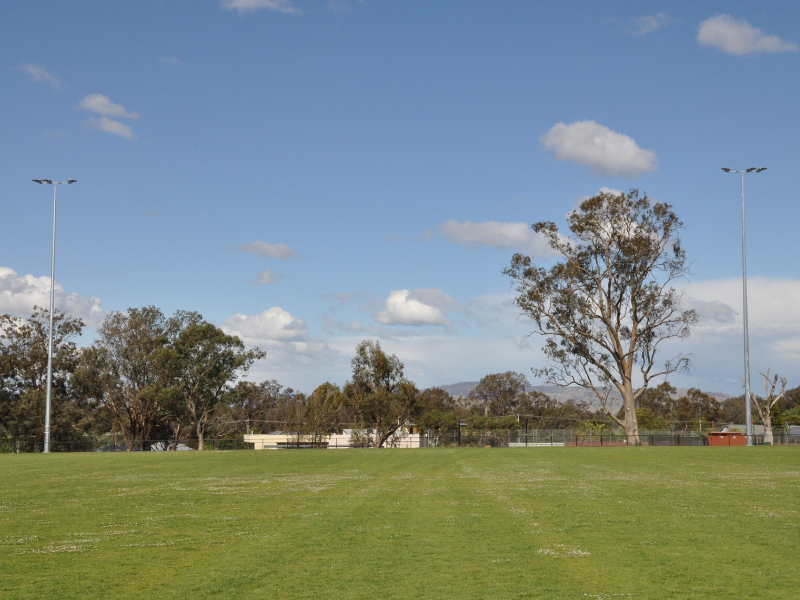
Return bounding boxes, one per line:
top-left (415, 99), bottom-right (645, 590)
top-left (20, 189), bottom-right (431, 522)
top-left (622, 386), bottom-right (641, 446)
top-left (763, 416), bottom-right (773, 445)
top-left (197, 422), bottom-right (205, 451)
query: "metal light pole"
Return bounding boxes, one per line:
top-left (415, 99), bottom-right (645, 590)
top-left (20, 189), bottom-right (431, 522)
top-left (721, 167), bottom-right (766, 446)
top-left (32, 178), bottom-right (76, 453)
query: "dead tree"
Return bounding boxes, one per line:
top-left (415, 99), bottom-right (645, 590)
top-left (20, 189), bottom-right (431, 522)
top-left (754, 369), bottom-right (787, 445)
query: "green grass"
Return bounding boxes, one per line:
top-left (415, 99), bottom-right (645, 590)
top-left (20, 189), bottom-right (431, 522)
top-left (1, 447), bottom-right (798, 599)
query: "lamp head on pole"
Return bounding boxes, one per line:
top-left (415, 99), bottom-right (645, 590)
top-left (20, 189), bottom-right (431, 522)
top-left (756, 167), bottom-right (767, 172)
top-left (746, 167), bottom-right (757, 172)
top-left (32, 179), bottom-right (44, 184)
top-left (67, 179), bottom-right (77, 184)
top-left (721, 167), bottom-right (731, 172)
top-left (42, 179), bottom-right (53, 184)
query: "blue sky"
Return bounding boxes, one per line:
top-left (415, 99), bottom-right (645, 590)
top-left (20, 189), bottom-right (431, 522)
top-left (2, 1), bottom-right (799, 394)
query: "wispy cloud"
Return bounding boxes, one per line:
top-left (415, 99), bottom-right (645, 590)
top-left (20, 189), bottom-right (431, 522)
top-left (540, 120), bottom-right (657, 177)
top-left (238, 241), bottom-right (297, 260)
top-left (157, 56), bottom-right (184, 65)
top-left (221, 0), bottom-right (302, 15)
top-left (249, 268), bottom-right (279, 285)
top-left (328, 1), bottom-right (350, 13)
top-left (629, 13), bottom-right (672, 36)
top-left (84, 116), bottom-right (136, 140)
top-left (697, 14), bottom-right (798, 56)
top-left (78, 94), bottom-right (139, 119)
top-left (20, 64), bottom-right (63, 89)
top-left (439, 220), bottom-right (558, 257)
top-left (78, 94), bottom-right (139, 140)
top-left (682, 297), bottom-right (737, 324)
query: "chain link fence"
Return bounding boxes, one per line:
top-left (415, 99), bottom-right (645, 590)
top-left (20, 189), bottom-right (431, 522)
top-left (420, 430), bottom-right (710, 447)
top-left (0, 438), bottom-right (252, 453)
top-left (3, 431), bottom-right (799, 452)
top-left (420, 429), bottom-right (800, 448)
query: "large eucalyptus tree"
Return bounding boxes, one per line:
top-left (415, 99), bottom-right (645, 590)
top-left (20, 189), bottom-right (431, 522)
top-left (504, 190), bottom-right (697, 444)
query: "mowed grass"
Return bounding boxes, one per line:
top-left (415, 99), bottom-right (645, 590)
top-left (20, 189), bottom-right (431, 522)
top-left (1, 448), bottom-right (799, 599)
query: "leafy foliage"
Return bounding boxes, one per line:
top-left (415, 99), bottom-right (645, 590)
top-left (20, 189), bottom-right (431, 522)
top-left (504, 190), bottom-right (696, 442)
top-left (467, 372), bottom-right (530, 416)
top-left (347, 340), bottom-right (421, 448)
top-left (0, 308), bottom-right (87, 446)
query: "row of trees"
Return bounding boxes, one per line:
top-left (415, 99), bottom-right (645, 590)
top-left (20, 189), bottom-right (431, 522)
top-left (3, 304), bottom-right (796, 451)
top-left (621, 380), bottom-right (800, 436)
top-left (0, 307), bottom-right (264, 451)
top-left (0, 318), bottom-right (597, 450)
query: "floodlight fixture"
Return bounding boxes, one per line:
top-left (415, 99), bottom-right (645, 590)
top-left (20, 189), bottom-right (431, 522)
top-left (756, 167), bottom-right (767, 172)
top-left (746, 167), bottom-right (757, 172)
top-left (721, 168), bottom-right (731, 172)
top-left (67, 179), bottom-right (77, 184)
top-left (42, 179), bottom-right (53, 184)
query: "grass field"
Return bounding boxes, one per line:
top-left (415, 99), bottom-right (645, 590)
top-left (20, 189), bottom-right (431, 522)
top-left (1, 447), bottom-right (799, 599)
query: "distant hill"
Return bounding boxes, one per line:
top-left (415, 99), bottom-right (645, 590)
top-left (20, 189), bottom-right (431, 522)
top-left (433, 382), bottom-right (731, 412)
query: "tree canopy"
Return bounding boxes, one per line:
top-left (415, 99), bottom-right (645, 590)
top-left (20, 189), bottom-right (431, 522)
top-left (504, 189), bottom-right (697, 444)
top-left (347, 340), bottom-right (421, 448)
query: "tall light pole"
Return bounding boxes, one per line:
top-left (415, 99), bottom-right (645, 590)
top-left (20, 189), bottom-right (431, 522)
top-left (32, 178), bottom-right (76, 453)
top-left (721, 167), bottom-right (766, 446)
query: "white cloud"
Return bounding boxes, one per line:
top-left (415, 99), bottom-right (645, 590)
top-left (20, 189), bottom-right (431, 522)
top-left (222, 307), bottom-right (340, 375)
top-left (686, 278), bottom-right (800, 331)
top-left (158, 56), bottom-right (184, 65)
top-left (78, 94), bottom-right (139, 119)
top-left (221, 0), bottom-right (302, 14)
top-left (326, 329), bottom-right (545, 391)
top-left (224, 307), bottom-right (310, 344)
top-left (239, 241), bottom-right (297, 260)
top-left (374, 289), bottom-right (457, 327)
top-left (0, 267), bottom-right (104, 326)
top-left (250, 268), bottom-right (278, 285)
top-left (84, 116), bottom-right (136, 140)
top-left (21, 64), bottom-right (62, 89)
top-left (697, 14), bottom-right (798, 56)
top-left (219, 278), bottom-right (800, 395)
top-left (630, 13), bottom-right (672, 36)
top-left (78, 95), bottom-right (139, 140)
top-left (440, 220), bottom-right (558, 256)
top-left (657, 277), bottom-right (800, 392)
top-left (322, 287), bottom-right (465, 337)
top-left (540, 120), bottom-right (657, 177)
top-left (682, 297), bottom-right (737, 324)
